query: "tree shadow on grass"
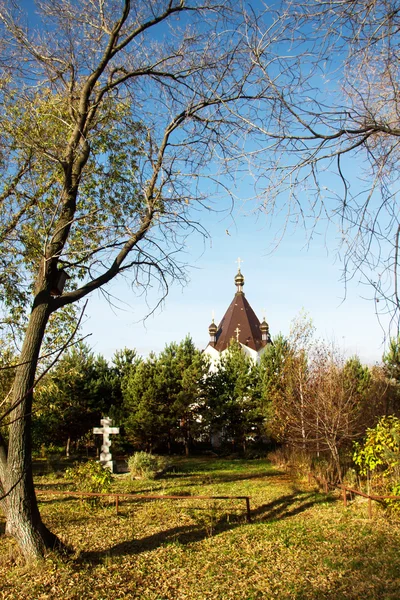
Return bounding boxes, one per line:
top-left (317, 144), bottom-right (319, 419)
top-left (128, 470), bottom-right (288, 495)
top-left (165, 466), bottom-right (285, 478)
top-left (251, 491), bottom-right (335, 522)
top-left (164, 470), bottom-right (286, 483)
top-left (77, 490), bottom-right (334, 565)
top-left (165, 459), bottom-right (279, 475)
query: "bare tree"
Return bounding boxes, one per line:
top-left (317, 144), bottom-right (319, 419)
top-left (242, 0), bottom-right (400, 335)
top-left (0, 0), bottom-right (281, 560)
top-left (268, 316), bottom-right (371, 482)
top-left (273, 345), bottom-right (369, 482)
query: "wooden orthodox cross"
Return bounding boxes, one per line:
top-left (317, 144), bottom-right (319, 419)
top-left (234, 326), bottom-right (241, 342)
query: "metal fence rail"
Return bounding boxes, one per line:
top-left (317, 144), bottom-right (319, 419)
top-left (309, 473), bottom-right (400, 518)
top-left (35, 488), bottom-right (252, 522)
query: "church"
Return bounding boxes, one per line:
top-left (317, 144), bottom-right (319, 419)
top-left (204, 261), bottom-right (272, 369)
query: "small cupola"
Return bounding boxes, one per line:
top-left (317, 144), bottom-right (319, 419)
top-left (209, 319), bottom-right (218, 346)
top-left (260, 318), bottom-right (270, 346)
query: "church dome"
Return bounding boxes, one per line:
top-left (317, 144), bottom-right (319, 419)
top-left (209, 321), bottom-right (218, 334)
top-left (234, 270), bottom-right (244, 291)
top-left (260, 318), bottom-right (269, 333)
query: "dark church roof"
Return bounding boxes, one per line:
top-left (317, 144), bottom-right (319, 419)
top-left (210, 268), bottom-right (268, 352)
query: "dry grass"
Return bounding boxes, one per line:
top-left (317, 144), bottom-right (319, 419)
top-left (1, 458), bottom-right (400, 599)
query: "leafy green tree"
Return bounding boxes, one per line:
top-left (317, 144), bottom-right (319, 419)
top-left (33, 343), bottom-right (114, 455)
top-left (159, 337), bottom-right (209, 455)
top-left (123, 353), bottom-right (168, 452)
top-left (107, 348), bottom-right (141, 425)
top-left (0, 1), bottom-right (274, 559)
top-left (123, 337), bottom-right (208, 454)
top-left (259, 334), bottom-right (292, 440)
top-left (113, 348), bottom-right (140, 381)
top-left (384, 338), bottom-right (400, 381)
top-left (343, 357), bottom-right (371, 399)
top-left (204, 342), bottom-right (264, 451)
top-left (343, 356), bottom-right (379, 428)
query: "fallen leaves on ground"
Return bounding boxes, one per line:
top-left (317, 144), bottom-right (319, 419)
top-left (1, 458), bottom-right (400, 599)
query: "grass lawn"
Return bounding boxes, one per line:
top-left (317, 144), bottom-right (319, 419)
top-left (1, 457), bottom-right (400, 599)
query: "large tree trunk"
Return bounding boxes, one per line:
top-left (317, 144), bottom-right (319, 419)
top-left (184, 437), bottom-right (190, 457)
top-left (3, 291), bottom-right (65, 561)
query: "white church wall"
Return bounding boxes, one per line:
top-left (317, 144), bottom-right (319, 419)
top-left (204, 342), bottom-right (265, 370)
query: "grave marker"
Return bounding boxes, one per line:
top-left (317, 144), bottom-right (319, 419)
top-left (93, 417), bottom-right (119, 473)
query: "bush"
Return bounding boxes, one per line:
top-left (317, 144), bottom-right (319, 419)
top-left (65, 460), bottom-right (114, 494)
top-left (353, 415), bottom-right (400, 509)
top-left (128, 452), bottom-right (169, 480)
top-left (353, 416), bottom-right (400, 477)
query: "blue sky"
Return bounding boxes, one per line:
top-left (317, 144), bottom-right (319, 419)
top-left (80, 201), bottom-right (390, 365)
top-left (15, 1), bottom-right (393, 364)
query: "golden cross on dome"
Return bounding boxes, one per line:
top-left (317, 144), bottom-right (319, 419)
top-left (234, 325), bottom-right (241, 342)
top-left (236, 257), bottom-right (243, 272)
